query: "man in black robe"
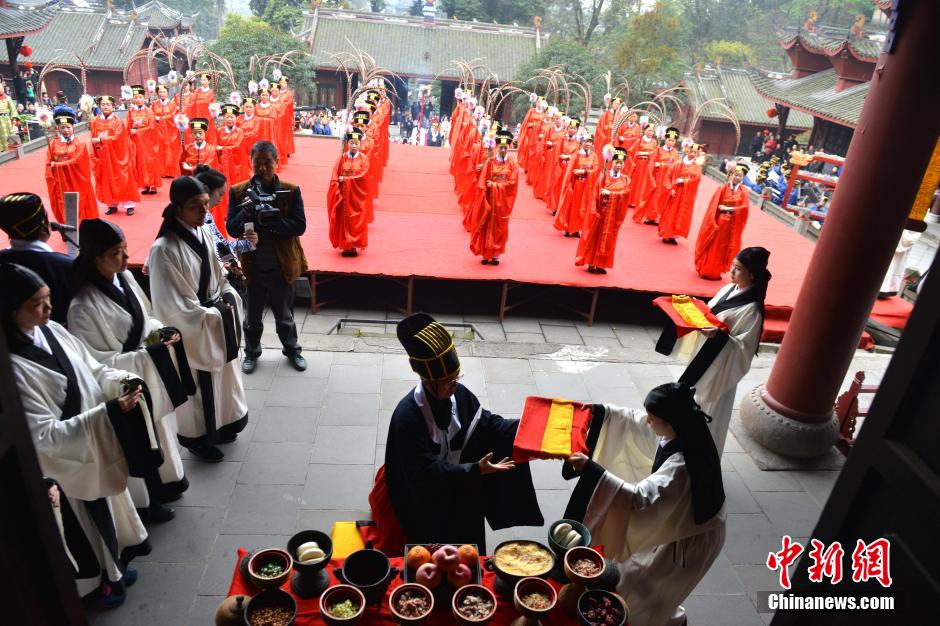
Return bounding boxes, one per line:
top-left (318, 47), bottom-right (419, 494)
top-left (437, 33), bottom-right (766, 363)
top-left (382, 313), bottom-right (543, 552)
top-left (0, 193), bottom-right (74, 324)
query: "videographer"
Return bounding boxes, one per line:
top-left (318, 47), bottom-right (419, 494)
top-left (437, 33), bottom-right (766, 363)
top-left (226, 140), bottom-right (308, 374)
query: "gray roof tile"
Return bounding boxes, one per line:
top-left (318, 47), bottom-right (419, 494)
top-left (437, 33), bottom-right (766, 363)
top-left (750, 69), bottom-right (868, 128)
top-left (684, 68), bottom-right (814, 128)
top-left (0, 3), bottom-right (56, 38)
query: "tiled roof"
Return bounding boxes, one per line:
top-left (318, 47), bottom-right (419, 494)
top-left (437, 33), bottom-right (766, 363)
top-left (779, 30), bottom-right (881, 62)
top-left (684, 68), bottom-right (814, 129)
top-left (750, 68), bottom-right (868, 128)
top-left (301, 10), bottom-right (537, 81)
top-left (0, 2), bottom-right (57, 39)
top-left (0, 8), bottom-right (149, 70)
top-left (134, 0), bottom-right (194, 30)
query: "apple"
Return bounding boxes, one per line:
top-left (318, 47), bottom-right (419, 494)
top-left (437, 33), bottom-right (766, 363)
top-left (415, 562), bottom-right (441, 589)
top-left (446, 563), bottom-right (473, 588)
top-left (432, 545), bottom-right (460, 573)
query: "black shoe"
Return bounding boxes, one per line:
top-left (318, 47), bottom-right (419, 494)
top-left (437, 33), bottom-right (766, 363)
top-left (348, 249), bottom-right (358, 257)
top-left (643, 219), bottom-right (657, 225)
top-left (597, 268), bottom-right (608, 274)
top-left (217, 432), bottom-right (238, 443)
top-left (188, 445), bottom-right (224, 462)
top-left (587, 266), bottom-right (598, 274)
top-left (341, 250), bottom-right (351, 257)
top-left (105, 206), bottom-right (117, 215)
top-left (491, 258), bottom-right (500, 266)
top-left (146, 503), bottom-right (176, 524)
top-left (481, 259), bottom-right (490, 265)
top-left (126, 207), bottom-right (135, 216)
top-left (122, 566), bottom-right (138, 587)
top-left (286, 353), bottom-right (307, 372)
top-left (573, 232), bottom-right (581, 238)
top-left (563, 231), bottom-right (570, 237)
top-left (242, 357), bottom-right (257, 374)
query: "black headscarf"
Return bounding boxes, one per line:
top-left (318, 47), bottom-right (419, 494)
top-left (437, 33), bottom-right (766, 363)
top-left (157, 176), bottom-right (209, 240)
top-left (74, 219), bottom-right (125, 291)
top-left (736, 246), bottom-right (772, 305)
top-left (644, 382), bottom-right (725, 524)
top-left (0, 262), bottom-right (47, 345)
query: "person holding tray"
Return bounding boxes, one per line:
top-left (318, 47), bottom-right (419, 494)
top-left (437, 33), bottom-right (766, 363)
top-left (368, 313), bottom-right (543, 553)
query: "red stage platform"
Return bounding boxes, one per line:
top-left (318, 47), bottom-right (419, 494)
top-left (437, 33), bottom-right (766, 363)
top-left (0, 136), bottom-right (910, 336)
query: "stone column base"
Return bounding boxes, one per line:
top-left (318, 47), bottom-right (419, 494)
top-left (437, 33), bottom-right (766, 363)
top-left (740, 384), bottom-right (840, 458)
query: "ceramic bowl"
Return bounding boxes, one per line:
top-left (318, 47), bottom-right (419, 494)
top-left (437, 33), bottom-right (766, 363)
top-left (320, 584), bottom-right (366, 626)
top-left (243, 588), bottom-right (297, 626)
top-left (246, 548), bottom-right (293, 591)
top-left (513, 577), bottom-right (558, 618)
top-left (452, 584), bottom-right (498, 625)
top-left (288, 530), bottom-right (333, 574)
top-left (563, 547), bottom-right (605, 586)
top-left (576, 589), bottom-right (628, 626)
top-left (389, 583), bottom-right (435, 624)
top-left (547, 519), bottom-right (591, 556)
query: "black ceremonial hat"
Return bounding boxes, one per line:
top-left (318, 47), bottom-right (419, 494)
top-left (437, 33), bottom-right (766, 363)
top-left (396, 313), bottom-right (461, 381)
top-left (0, 193), bottom-right (48, 239)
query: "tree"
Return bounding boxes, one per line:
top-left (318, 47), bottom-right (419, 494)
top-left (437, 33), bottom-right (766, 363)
top-left (370, 0), bottom-right (386, 12)
top-left (513, 37), bottom-right (609, 115)
top-left (261, 0), bottom-right (305, 32)
top-left (209, 15), bottom-right (316, 93)
top-left (705, 40), bottom-right (756, 68)
top-left (408, 0), bottom-right (423, 16)
top-left (614, 1), bottom-right (684, 97)
top-left (438, 0), bottom-right (543, 24)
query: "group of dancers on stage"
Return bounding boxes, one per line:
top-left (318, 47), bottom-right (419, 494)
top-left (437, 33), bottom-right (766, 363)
top-left (446, 87), bottom-right (752, 280)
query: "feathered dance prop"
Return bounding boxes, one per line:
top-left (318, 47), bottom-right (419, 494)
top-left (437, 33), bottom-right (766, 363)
top-left (35, 107), bottom-right (54, 128)
top-left (602, 144), bottom-right (616, 162)
top-left (272, 67), bottom-right (282, 82)
top-left (146, 79), bottom-right (157, 93)
top-left (174, 113), bottom-right (190, 132)
top-left (529, 91), bottom-right (538, 104)
top-left (120, 84), bottom-right (133, 101)
top-left (258, 78), bottom-right (270, 90)
top-left (248, 80), bottom-right (258, 95)
top-left (167, 70), bottom-right (179, 85)
top-left (230, 91), bottom-right (242, 105)
top-left (79, 94), bottom-right (95, 114)
top-left (208, 102), bottom-right (221, 118)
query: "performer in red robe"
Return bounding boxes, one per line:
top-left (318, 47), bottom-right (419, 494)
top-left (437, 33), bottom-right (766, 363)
top-left (576, 147), bottom-right (631, 273)
top-left (45, 106), bottom-right (98, 222)
top-left (352, 110), bottom-right (379, 207)
top-left (90, 95), bottom-right (140, 216)
top-left (534, 114), bottom-right (566, 201)
top-left (614, 110), bottom-right (643, 154)
top-left (327, 129), bottom-right (372, 256)
top-left (278, 77), bottom-right (296, 157)
top-left (694, 163), bottom-right (751, 279)
top-left (188, 72), bottom-right (217, 145)
top-left (469, 131), bottom-right (518, 265)
top-left (554, 133), bottom-right (599, 237)
top-left (548, 118), bottom-right (582, 215)
top-left (151, 84), bottom-right (182, 178)
top-left (213, 104), bottom-right (246, 239)
top-left (179, 118), bottom-right (219, 174)
top-left (238, 98), bottom-right (264, 164)
top-left (593, 96), bottom-right (618, 157)
top-left (517, 96), bottom-right (544, 171)
top-left (658, 142), bottom-right (704, 243)
top-left (628, 124), bottom-right (660, 222)
top-left (254, 88), bottom-right (280, 168)
top-left (526, 112), bottom-right (554, 187)
top-left (125, 85), bottom-right (161, 195)
top-left (639, 126), bottom-right (682, 225)
top-left (269, 85), bottom-right (290, 167)
top-left (458, 127), bottom-right (487, 227)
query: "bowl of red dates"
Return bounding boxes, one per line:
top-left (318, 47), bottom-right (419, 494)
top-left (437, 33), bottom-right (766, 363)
top-left (576, 589), bottom-right (628, 626)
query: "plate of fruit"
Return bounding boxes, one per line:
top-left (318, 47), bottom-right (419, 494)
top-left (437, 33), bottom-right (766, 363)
top-left (403, 543), bottom-right (481, 606)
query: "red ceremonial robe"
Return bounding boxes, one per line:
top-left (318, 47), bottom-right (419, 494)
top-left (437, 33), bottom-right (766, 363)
top-left (694, 181), bottom-right (750, 279)
top-left (576, 170), bottom-right (630, 269)
top-left (269, 98), bottom-right (290, 166)
top-left (628, 136), bottom-right (660, 217)
top-left (517, 107), bottom-right (541, 170)
top-left (45, 136), bottom-right (98, 222)
top-left (658, 158), bottom-right (702, 240)
top-left (280, 88), bottom-right (296, 156)
top-left (554, 149), bottom-right (600, 234)
top-left (594, 109), bottom-right (613, 157)
top-left (238, 114), bottom-right (264, 165)
top-left (126, 105), bottom-right (162, 191)
top-left (448, 105), bottom-right (468, 173)
top-left (179, 141), bottom-right (219, 175)
top-left (327, 151), bottom-right (371, 252)
top-left (534, 125), bottom-right (566, 200)
top-left (188, 87), bottom-right (217, 144)
top-left (461, 143), bottom-right (488, 232)
top-left (214, 124), bottom-right (247, 239)
top-left (254, 103), bottom-right (280, 159)
top-left (639, 145), bottom-right (681, 223)
top-left (90, 113), bottom-right (140, 206)
top-left (151, 98), bottom-right (182, 178)
top-left (469, 156), bottom-right (519, 259)
top-left (526, 118), bottom-right (553, 186)
top-left (548, 135), bottom-right (581, 214)
top-left (616, 122), bottom-right (643, 155)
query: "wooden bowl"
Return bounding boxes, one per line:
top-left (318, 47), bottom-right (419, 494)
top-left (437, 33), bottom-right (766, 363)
top-left (320, 585), bottom-right (366, 626)
top-left (243, 588), bottom-right (296, 626)
top-left (389, 583), bottom-right (435, 624)
top-left (576, 589), bottom-right (628, 626)
top-left (513, 577), bottom-right (558, 618)
top-left (563, 547), bottom-right (605, 586)
top-left (246, 548), bottom-right (293, 591)
top-left (452, 584), bottom-right (498, 625)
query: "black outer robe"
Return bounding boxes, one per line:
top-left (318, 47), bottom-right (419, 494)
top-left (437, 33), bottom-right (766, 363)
top-left (384, 383), bottom-right (543, 552)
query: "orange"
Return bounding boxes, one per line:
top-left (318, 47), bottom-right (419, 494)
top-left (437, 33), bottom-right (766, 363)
top-left (406, 545), bottom-right (432, 570)
top-left (457, 544), bottom-right (479, 567)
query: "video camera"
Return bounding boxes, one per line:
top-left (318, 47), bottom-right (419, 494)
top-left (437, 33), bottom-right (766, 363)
top-left (239, 183), bottom-right (286, 226)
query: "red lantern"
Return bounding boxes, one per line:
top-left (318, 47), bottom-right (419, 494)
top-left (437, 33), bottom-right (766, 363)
top-left (23, 61), bottom-right (33, 71)
top-left (767, 108), bottom-right (778, 118)
top-left (19, 45), bottom-right (32, 57)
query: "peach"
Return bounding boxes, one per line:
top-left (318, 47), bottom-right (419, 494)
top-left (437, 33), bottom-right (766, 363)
top-left (432, 545), bottom-right (461, 574)
top-left (415, 562), bottom-right (441, 589)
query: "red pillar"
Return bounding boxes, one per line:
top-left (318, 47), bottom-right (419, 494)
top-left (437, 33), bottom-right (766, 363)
top-left (742, 0), bottom-right (940, 455)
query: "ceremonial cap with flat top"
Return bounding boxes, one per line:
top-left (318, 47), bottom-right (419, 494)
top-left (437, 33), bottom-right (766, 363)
top-left (131, 85), bottom-right (146, 96)
top-left (96, 95), bottom-right (115, 105)
top-left (664, 127), bottom-right (680, 140)
top-left (613, 147), bottom-right (628, 161)
top-left (345, 128), bottom-right (364, 142)
top-left (190, 117), bottom-right (209, 131)
top-left (495, 130), bottom-right (513, 145)
top-left (220, 103), bottom-right (240, 117)
top-left (397, 313), bottom-right (460, 381)
top-left (734, 162), bottom-right (750, 175)
top-left (53, 105), bottom-right (77, 126)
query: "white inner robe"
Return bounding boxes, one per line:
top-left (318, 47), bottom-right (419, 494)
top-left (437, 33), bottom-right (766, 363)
top-left (147, 225), bottom-right (248, 439)
top-left (583, 404), bottom-right (726, 626)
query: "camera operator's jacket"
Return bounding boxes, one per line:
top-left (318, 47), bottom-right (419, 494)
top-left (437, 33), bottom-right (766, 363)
top-left (227, 179), bottom-right (309, 283)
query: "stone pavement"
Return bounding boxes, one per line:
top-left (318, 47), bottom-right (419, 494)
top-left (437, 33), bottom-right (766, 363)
top-left (87, 308), bottom-right (893, 626)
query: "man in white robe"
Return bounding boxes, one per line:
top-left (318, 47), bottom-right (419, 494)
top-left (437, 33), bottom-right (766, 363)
top-left (148, 176), bottom-right (248, 462)
top-left (565, 383), bottom-right (726, 626)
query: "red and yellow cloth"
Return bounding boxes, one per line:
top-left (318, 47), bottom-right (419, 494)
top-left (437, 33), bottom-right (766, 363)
top-left (512, 396), bottom-right (592, 462)
top-left (653, 295), bottom-right (728, 338)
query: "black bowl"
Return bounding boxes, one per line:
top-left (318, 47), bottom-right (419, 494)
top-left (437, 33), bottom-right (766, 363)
top-left (547, 519), bottom-right (591, 556)
top-left (576, 589), bottom-right (628, 626)
top-left (243, 588), bottom-right (297, 626)
top-left (288, 530), bottom-right (333, 573)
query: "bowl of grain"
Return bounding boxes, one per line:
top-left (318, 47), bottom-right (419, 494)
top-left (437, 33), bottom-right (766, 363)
top-left (320, 584), bottom-right (366, 625)
top-left (513, 576), bottom-right (558, 619)
top-left (563, 547), bottom-right (605, 586)
top-left (389, 582), bottom-right (434, 624)
top-left (243, 588), bottom-right (296, 626)
top-left (247, 548), bottom-right (294, 591)
top-left (452, 584), bottom-right (498, 625)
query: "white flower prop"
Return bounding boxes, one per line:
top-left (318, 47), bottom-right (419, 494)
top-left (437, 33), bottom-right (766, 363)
top-left (478, 118), bottom-right (491, 133)
top-left (146, 79), bottom-right (157, 93)
top-left (560, 114), bottom-right (571, 127)
top-left (602, 144), bottom-right (616, 162)
top-left (639, 114), bottom-right (650, 127)
top-left (259, 78), bottom-right (270, 90)
top-left (537, 98), bottom-right (548, 112)
top-left (355, 99), bottom-right (367, 111)
top-left (185, 70), bottom-right (195, 79)
top-left (230, 91), bottom-right (242, 105)
top-left (473, 106), bottom-right (484, 119)
top-left (248, 80), bottom-right (258, 95)
top-left (529, 92), bottom-right (538, 103)
top-left (482, 133), bottom-right (496, 150)
top-left (36, 106), bottom-right (54, 128)
top-left (549, 106), bottom-right (559, 117)
top-left (454, 86), bottom-right (464, 98)
top-left (167, 70), bottom-right (179, 85)
top-left (681, 137), bottom-right (694, 149)
top-left (576, 127), bottom-right (587, 142)
top-left (208, 102), bottom-right (222, 118)
top-left (654, 125), bottom-right (666, 140)
top-left (272, 67), bottom-right (282, 82)
top-left (120, 84), bottom-right (133, 101)
top-left (174, 113), bottom-right (189, 132)
top-left (79, 94), bottom-right (95, 113)
top-left (603, 93), bottom-right (612, 103)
